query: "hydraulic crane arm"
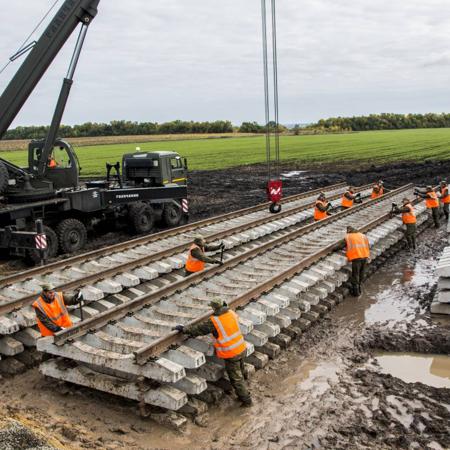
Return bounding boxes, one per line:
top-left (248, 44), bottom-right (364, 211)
top-left (0, 0), bottom-right (100, 140)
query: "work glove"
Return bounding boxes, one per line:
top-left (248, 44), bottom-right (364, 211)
top-left (172, 325), bottom-right (185, 333)
top-left (326, 203), bottom-right (332, 210)
top-left (76, 291), bottom-right (84, 303)
top-left (220, 242), bottom-right (225, 249)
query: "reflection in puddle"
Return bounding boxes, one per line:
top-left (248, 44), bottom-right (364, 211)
top-left (374, 352), bottom-right (450, 388)
top-left (280, 170), bottom-right (307, 178)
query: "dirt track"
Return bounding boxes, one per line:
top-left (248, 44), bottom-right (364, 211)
top-left (1, 161), bottom-right (450, 449)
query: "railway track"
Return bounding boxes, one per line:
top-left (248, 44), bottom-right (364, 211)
top-left (0, 182), bottom-right (372, 357)
top-left (35, 183), bottom-right (430, 414)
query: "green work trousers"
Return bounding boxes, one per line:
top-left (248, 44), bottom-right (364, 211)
top-left (443, 203), bottom-right (449, 221)
top-left (224, 354), bottom-right (251, 404)
top-left (431, 207), bottom-right (440, 228)
top-left (405, 223), bottom-right (417, 250)
top-left (350, 258), bottom-right (367, 296)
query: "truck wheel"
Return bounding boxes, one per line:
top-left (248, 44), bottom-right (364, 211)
top-left (26, 226), bottom-right (58, 265)
top-left (129, 203), bottom-right (155, 234)
top-left (0, 161), bottom-right (9, 194)
top-left (57, 218), bottom-right (87, 253)
top-left (163, 203), bottom-right (182, 227)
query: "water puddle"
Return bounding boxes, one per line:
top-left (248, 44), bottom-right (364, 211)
top-left (280, 170), bottom-right (307, 179)
top-left (374, 352), bottom-right (450, 388)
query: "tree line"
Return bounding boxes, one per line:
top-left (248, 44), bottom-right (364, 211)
top-left (3, 120), bottom-right (234, 140)
top-left (308, 113), bottom-right (450, 132)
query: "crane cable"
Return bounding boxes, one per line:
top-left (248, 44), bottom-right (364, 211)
top-left (0, 0), bottom-right (60, 76)
top-left (261, 0), bottom-right (280, 181)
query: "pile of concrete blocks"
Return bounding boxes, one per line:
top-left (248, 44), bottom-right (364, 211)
top-left (431, 246), bottom-right (450, 315)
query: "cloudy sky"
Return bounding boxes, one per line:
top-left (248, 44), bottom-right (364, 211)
top-left (1, 0), bottom-right (450, 127)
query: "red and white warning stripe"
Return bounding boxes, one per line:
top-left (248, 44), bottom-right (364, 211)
top-left (270, 187), bottom-right (282, 196)
top-left (181, 199), bottom-right (189, 213)
top-left (35, 233), bottom-right (47, 250)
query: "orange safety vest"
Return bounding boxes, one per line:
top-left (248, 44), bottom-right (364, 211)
top-left (402, 203), bottom-right (416, 224)
top-left (342, 191), bottom-right (354, 208)
top-left (425, 191), bottom-right (439, 209)
top-left (210, 310), bottom-right (246, 359)
top-left (345, 232), bottom-right (370, 261)
top-left (314, 200), bottom-right (329, 221)
top-left (32, 292), bottom-right (72, 337)
top-left (441, 187), bottom-right (450, 204)
top-left (371, 185), bottom-right (384, 199)
top-left (185, 244), bottom-right (205, 273)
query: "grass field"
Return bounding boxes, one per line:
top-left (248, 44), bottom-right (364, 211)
top-left (1, 128), bottom-right (450, 175)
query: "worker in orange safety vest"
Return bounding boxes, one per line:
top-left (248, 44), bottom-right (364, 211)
top-left (314, 192), bottom-right (332, 221)
top-left (185, 235), bottom-right (225, 276)
top-left (345, 226), bottom-right (370, 297)
top-left (392, 198), bottom-right (417, 250)
top-left (32, 284), bottom-right (83, 336)
top-left (173, 299), bottom-right (252, 406)
top-left (341, 187), bottom-right (362, 209)
top-left (415, 186), bottom-right (440, 228)
top-left (371, 181), bottom-right (385, 199)
top-left (440, 180), bottom-right (450, 222)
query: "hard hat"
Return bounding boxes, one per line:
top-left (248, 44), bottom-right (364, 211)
top-left (41, 283), bottom-right (55, 291)
top-left (441, 180), bottom-right (447, 185)
top-left (347, 225), bottom-right (357, 233)
top-left (194, 235), bottom-right (205, 246)
top-left (402, 197), bottom-right (410, 203)
top-left (426, 185), bottom-right (432, 191)
top-left (209, 299), bottom-right (225, 310)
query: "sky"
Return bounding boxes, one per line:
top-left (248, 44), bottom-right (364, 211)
top-left (1, 0), bottom-right (450, 127)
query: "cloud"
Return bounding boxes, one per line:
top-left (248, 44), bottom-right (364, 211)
top-left (1, 0), bottom-right (450, 126)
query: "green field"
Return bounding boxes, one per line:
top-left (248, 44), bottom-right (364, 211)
top-left (2, 128), bottom-right (450, 175)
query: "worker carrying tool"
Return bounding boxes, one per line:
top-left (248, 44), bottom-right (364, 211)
top-left (173, 299), bottom-right (252, 407)
top-left (345, 226), bottom-right (370, 297)
top-left (185, 235), bottom-right (225, 276)
top-left (314, 192), bottom-right (332, 221)
top-left (32, 284), bottom-right (83, 336)
top-left (415, 186), bottom-right (440, 228)
top-left (440, 180), bottom-right (450, 222)
top-left (341, 187), bottom-right (362, 209)
top-left (391, 198), bottom-right (417, 250)
top-left (371, 180), bottom-right (385, 199)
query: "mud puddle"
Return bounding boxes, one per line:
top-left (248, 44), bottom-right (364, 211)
top-left (373, 352), bottom-right (450, 388)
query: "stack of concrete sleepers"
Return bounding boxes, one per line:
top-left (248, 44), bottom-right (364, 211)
top-left (431, 246), bottom-right (450, 315)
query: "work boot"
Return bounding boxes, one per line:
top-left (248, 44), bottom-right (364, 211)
top-left (240, 398), bottom-right (253, 408)
top-left (350, 286), bottom-right (358, 297)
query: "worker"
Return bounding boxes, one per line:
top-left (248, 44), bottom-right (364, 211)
top-left (173, 299), bottom-right (252, 407)
top-left (392, 198), bottom-right (417, 250)
top-left (415, 186), bottom-right (440, 228)
top-left (185, 235), bottom-right (225, 276)
top-left (314, 192), bottom-right (332, 221)
top-left (440, 180), bottom-right (450, 222)
top-left (371, 180), bottom-right (384, 199)
top-left (341, 187), bottom-right (362, 209)
top-left (47, 154), bottom-right (57, 168)
top-left (345, 226), bottom-right (370, 297)
top-left (32, 284), bottom-right (83, 336)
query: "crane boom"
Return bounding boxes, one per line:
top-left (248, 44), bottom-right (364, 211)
top-left (0, 0), bottom-right (99, 139)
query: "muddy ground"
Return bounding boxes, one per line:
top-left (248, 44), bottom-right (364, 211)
top-left (1, 160), bottom-right (450, 449)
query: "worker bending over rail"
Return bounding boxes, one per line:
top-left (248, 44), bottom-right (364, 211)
top-left (185, 235), bottom-right (225, 276)
top-left (371, 180), bottom-right (386, 199)
top-left (341, 187), bottom-right (362, 209)
top-left (314, 192), bottom-right (333, 221)
top-left (415, 186), bottom-right (440, 228)
top-left (392, 198), bottom-right (417, 251)
top-left (32, 284), bottom-right (83, 336)
top-left (173, 299), bottom-right (252, 407)
top-left (440, 180), bottom-right (450, 222)
top-left (345, 226), bottom-right (370, 297)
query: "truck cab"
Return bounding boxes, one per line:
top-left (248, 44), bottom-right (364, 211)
top-left (122, 151), bottom-right (187, 187)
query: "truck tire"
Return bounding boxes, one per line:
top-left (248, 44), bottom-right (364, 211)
top-left (57, 218), bottom-right (87, 253)
top-left (26, 226), bottom-right (58, 265)
top-left (0, 161), bottom-right (9, 194)
top-left (129, 202), bottom-right (155, 234)
top-left (163, 202), bottom-right (182, 227)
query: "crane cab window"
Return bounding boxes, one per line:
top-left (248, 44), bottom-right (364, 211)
top-left (170, 157), bottom-right (183, 169)
top-left (49, 146), bottom-right (72, 169)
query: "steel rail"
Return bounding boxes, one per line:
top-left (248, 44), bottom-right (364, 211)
top-left (0, 182), bottom-right (365, 317)
top-left (52, 184), bottom-right (412, 347)
top-left (0, 182), bottom-right (346, 288)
